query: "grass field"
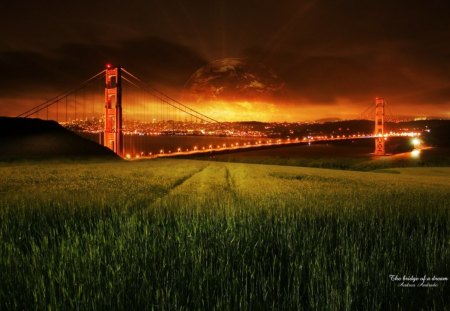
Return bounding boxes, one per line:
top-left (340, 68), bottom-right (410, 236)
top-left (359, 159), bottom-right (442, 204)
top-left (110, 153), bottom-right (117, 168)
top-left (0, 159), bottom-right (449, 310)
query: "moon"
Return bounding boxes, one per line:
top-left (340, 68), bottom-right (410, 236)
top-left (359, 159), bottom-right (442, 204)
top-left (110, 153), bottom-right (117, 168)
top-left (182, 58), bottom-right (285, 103)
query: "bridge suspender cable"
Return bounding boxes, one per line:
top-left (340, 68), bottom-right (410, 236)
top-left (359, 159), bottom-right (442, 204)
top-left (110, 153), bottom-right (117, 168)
top-left (121, 75), bottom-right (218, 124)
top-left (16, 70), bottom-right (106, 118)
top-left (359, 102), bottom-right (375, 120)
top-left (121, 68), bottom-right (222, 125)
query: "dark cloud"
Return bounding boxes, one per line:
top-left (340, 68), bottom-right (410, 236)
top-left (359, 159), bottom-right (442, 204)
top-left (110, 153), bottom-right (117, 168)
top-left (1, 0), bottom-right (449, 119)
top-left (0, 37), bottom-right (206, 95)
top-left (405, 87), bottom-right (450, 106)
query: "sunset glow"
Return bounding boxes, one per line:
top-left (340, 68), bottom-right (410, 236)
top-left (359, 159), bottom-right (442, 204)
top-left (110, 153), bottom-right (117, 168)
top-left (1, 2), bottom-right (449, 121)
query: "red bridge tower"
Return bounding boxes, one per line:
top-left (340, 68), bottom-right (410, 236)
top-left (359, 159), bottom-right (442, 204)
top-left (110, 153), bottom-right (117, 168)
top-left (374, 97), bottom-right (385, 156)
top-left (104, 65), bottom-right (123, 156)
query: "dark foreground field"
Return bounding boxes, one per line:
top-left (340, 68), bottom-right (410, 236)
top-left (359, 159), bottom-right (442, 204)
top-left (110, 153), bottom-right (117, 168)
top-left (0, 160), bottom-right (449, 310)
top-left (199, 140), bottom-right (450, 171)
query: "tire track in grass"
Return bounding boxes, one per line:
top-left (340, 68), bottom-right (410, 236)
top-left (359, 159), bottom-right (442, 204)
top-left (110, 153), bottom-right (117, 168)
top-left (224, 165), bottom-right (240, 203)
top-left (150, 163), bottom-right (233, 210)
top-left (122, 163), bottom-right (212, 235)
top-left (100, 161), bottom-right (212, 214)
top-left (148, 163), bottom-right (211, 207)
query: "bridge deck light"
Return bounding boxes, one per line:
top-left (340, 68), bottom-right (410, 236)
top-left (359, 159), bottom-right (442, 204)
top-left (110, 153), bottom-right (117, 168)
top-left (411, 149), bottom-right (421, 157)
top-left (412, 138), bottom-right (421, 147)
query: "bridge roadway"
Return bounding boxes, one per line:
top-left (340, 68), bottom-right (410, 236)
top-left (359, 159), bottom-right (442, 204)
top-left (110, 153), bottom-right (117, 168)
top-left (127, 133), bottom-right (418, 160)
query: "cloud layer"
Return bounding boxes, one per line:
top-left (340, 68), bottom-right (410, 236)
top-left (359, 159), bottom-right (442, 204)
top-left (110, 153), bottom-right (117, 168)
top-left (1, 0), bottom-right (449, 120)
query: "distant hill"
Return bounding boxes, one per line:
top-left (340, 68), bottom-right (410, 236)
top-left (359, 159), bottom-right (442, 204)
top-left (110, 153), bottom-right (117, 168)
top-left (0, 117), bottom-right (119, 161)
top-left (228, 120), bottom-right (450, 147)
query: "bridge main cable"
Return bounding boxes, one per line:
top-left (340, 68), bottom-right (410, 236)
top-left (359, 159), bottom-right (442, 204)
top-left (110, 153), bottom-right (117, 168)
top-left (16, 70), bottom-right (106, 118)
top-left (121, 75), bottom-right (218, 124)
top-left (121, 68), bottom-right (222, 125)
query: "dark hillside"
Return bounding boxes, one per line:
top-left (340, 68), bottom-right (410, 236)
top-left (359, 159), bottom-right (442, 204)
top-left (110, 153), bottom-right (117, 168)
top-left (0, 117), bottom-right (119, 161)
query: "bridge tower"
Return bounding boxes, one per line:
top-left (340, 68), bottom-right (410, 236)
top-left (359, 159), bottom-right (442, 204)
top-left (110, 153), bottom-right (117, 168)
top-left (374, 97), bottom-right (385, 156)
top-left (104, 65), bottom-right (123, 156)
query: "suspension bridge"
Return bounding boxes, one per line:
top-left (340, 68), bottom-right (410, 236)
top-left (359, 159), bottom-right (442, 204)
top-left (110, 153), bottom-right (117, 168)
top-left (16, 65), bottom-right (417, 159)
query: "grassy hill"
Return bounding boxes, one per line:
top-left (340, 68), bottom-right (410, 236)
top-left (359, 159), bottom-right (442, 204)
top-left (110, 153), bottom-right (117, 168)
top-left (0, 159), bottom-right (448, 310)
top-left (0, 117), bottom-right (119, 161)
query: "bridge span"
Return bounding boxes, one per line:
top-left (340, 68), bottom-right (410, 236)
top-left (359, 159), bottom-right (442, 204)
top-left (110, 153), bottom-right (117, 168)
top-left (16, 65), bottom-right (417, 159)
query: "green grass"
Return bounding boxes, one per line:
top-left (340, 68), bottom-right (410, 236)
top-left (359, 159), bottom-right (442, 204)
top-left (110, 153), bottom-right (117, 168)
top-left (0, 160), bottom-right (449, 310)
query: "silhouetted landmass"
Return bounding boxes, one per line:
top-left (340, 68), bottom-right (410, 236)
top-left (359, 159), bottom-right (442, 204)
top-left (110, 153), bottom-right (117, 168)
top-left (229, 120), bottom-right (450, 143)
top-left (0, 117), bottom-right (119, 161)
top-left (418, 121), bottom-right (450, 147)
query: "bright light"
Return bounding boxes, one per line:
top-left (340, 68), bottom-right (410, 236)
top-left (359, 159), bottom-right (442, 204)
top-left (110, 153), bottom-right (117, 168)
top-left (412, 138), bottom-right (421, 147)
top-left (411, 149), bottom-right (421, 158)
top-left (125, 154), bottom-right (131, 159)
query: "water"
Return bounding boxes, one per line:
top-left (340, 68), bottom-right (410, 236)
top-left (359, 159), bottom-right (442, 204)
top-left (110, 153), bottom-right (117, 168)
top-left (80, 133), bottom-right (264, 157)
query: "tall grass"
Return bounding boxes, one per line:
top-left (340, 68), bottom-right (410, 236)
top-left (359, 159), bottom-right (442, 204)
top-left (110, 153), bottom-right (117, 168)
top-left (0, 160), bottom-right (449, 310)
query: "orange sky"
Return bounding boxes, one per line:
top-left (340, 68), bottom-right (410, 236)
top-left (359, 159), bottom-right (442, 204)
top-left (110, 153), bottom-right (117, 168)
top-left (1, 1), bottom-right (450, 121)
